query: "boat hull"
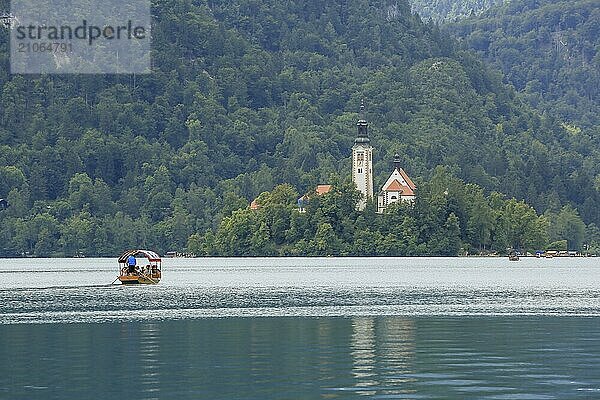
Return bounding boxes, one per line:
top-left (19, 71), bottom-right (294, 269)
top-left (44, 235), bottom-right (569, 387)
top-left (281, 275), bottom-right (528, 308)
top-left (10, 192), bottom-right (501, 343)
top-left (118, 275), bottom-right (161, 285)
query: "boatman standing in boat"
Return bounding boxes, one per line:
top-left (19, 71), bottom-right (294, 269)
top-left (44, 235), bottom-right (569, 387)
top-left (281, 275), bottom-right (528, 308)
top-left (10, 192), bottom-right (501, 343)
top-left (127, 254), bottom-right (137, 274)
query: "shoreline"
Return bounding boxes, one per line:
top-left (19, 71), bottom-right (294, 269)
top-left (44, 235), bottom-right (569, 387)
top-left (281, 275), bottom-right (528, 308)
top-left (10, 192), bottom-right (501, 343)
top-left (1, 254), bottom-right (596, 260)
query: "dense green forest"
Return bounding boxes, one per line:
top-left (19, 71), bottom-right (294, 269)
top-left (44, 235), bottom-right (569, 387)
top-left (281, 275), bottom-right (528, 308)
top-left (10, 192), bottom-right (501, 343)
top-left (0, 0), bottom-right (598, 256)
top-left (189, 168), bottom-right (554, 256)
top-left (410, 0), bottom-right (505, 22)
top-left (450, 0), bottom-right (599, 140)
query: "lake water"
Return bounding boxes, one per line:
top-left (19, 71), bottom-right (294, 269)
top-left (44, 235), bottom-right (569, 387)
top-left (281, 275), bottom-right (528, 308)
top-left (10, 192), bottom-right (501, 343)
top-left (1, 257), bottom-right (600, 399)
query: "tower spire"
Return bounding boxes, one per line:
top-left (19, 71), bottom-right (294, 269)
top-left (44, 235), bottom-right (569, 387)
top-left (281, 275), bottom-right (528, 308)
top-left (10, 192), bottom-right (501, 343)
top-left (393, 153), bottom-right (402, 171)
top-left (355, 99), bottom-right (370, 144)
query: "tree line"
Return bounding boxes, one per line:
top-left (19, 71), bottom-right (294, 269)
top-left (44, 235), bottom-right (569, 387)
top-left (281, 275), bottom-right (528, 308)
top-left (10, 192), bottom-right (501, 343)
top-left (188, 167), bottom-right (595, 257)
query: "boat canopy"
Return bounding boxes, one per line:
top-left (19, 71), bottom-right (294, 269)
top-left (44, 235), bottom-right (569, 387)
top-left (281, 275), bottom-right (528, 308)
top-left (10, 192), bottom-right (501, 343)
top-left (118, 249), bottom-right (161, 263)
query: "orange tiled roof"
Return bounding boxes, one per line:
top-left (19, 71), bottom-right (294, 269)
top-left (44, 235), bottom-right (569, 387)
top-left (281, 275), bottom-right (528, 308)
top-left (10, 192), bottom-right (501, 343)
top-left (398, 168), bottom-right (416, 189)
top-left (250, 199), bottom-right (260, 210)
top-left (385, 180), bottom-right (403, 191)
top-left (298, 185), bottom-right (332, 205)
top-left (316, 185), bottom-right (332, 195)
top-left (400, 185), bottom-right (415, 196)
top-left (384, 179), bottom-right (415, 196)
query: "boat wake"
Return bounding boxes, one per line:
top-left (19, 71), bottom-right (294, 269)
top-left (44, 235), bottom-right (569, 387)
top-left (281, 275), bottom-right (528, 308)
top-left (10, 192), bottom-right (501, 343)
top-left (0, 284), bottom-right (119, 293)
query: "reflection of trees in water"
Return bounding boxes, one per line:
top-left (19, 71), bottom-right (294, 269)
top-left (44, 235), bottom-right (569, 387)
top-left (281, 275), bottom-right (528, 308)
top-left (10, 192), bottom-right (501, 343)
top-left (316, 318), bottom-right (334, 381)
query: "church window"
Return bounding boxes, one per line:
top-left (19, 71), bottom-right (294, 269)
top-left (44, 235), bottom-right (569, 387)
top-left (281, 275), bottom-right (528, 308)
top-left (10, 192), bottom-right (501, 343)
top-left (358, 168), bottom-right (363, 174)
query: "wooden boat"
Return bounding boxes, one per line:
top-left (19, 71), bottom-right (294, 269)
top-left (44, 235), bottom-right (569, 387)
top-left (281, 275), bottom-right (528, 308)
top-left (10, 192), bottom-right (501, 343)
top-left (117, 250), bottom-right (162, 285)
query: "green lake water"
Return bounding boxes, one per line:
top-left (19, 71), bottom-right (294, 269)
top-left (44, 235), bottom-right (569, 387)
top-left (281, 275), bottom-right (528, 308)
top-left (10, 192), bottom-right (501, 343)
top-left (1, 257), bottom-right (599, 399)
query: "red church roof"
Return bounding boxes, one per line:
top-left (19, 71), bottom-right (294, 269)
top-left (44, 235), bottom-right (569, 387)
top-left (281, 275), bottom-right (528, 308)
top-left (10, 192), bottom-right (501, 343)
top-left (382, 167), bottom-right (416, 196)
top-left (384, 179), bottom-right (415, 196)
top-left (400, 185), bottom-right (415, 196)
top-left (398, 168), bottom-right (416, 190)
top-left (385, 180), bottom-right (404, 191)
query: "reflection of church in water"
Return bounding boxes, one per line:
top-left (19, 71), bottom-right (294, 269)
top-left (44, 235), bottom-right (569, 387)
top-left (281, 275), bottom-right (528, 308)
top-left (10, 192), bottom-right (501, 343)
top-left (349, 317), bottom-right (416, 396)
top-left (352, 102), bottom-right (416, 213)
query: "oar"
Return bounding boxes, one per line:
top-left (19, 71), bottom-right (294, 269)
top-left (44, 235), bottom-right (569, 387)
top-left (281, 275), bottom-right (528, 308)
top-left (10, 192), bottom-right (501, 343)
top-left (139, 272), bottom-right (158, 284)
top-left (110, 276), bottom-right (120, 285)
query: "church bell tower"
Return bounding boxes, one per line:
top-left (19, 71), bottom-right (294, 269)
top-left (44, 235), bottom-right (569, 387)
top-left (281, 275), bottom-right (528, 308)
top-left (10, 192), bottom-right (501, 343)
top-left (352, 101), bottom-right (374, 210)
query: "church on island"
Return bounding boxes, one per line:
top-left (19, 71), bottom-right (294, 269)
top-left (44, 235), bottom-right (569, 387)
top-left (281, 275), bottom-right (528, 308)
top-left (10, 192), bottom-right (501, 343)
top-left (352, 102), bottom-right (416, 213)
top-left (297, 102), bottom-right (416, 213)
top-left (376, 154), bottom-right (416, 213)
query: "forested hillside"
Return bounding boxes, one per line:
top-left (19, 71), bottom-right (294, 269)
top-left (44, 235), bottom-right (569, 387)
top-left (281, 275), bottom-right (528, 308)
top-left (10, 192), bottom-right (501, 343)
top-left (451, 0), bottom-right (599, 138)
top-left (0, 0), bottom-right (598, 256)
top-left (410, 0), bottom-right (505, 22)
